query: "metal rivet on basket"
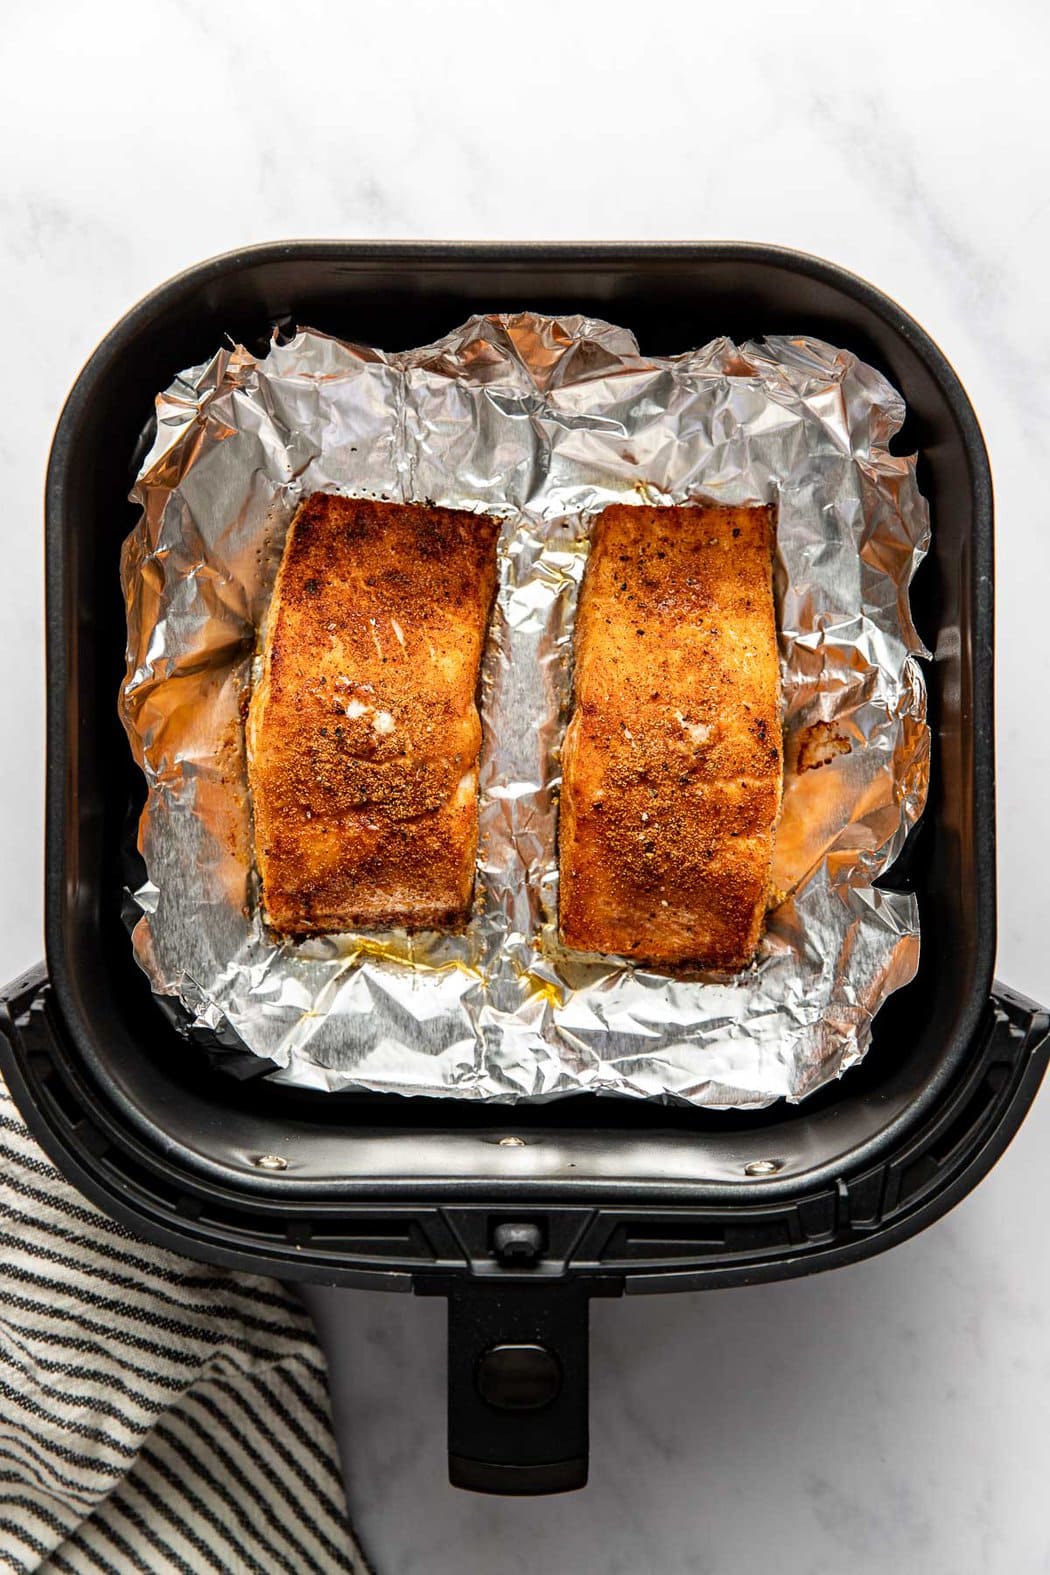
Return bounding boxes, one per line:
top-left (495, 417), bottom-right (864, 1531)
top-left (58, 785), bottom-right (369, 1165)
top-left (253, 1153), bottom-right (288, 1171)
top-left (498, 1136), bottom-right (527, 1148)
top-left (744, 1158), bottom-right (782, 1176)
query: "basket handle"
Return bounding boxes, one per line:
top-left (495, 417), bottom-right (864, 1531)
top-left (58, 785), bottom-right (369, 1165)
top-left (416, 1276), bottom-right (618, 1495)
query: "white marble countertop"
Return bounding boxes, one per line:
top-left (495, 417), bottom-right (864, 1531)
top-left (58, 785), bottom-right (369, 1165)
top-left (2, 3), bottom-right (1049, 1571)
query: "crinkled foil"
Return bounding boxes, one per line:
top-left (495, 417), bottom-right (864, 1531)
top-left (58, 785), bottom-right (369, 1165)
top-left (120, 314), bottom-right (930, 1107)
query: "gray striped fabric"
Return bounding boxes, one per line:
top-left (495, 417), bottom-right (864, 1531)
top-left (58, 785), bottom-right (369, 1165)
top-left (0, 1078), bottom-right (367, 1574)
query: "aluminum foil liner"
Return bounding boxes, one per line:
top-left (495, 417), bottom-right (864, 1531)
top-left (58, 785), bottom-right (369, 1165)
top-left (120, 314), bottom-right (930, 1107)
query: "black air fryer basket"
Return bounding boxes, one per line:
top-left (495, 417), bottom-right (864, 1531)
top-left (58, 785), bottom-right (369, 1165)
top-left (2, 243), bottom-right (1047, 1496)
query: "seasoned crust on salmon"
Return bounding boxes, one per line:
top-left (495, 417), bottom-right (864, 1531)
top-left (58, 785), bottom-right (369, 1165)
top-left (248, 494), bottom-right (500, 934)
top-left (559, 502), bottom-right (782, 971)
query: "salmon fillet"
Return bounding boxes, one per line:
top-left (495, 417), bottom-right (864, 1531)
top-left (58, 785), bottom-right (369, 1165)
top-left (559, 502), bottom-right (782, 971)
top-left (248, 494), bottom-right (500, 934)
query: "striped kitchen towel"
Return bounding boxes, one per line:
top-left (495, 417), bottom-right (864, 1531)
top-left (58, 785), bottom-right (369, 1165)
top-left (0, 1076), bottom-right (367, 1574)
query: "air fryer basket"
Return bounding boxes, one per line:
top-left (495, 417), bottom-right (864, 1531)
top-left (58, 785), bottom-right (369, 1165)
top-left (2, 243), bottom-right (1047, 1495)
